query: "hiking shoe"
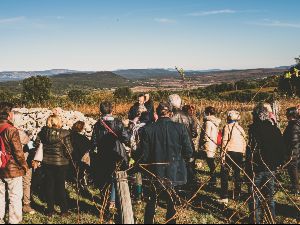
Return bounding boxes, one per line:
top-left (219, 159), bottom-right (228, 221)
top-left (217, 198), bottom-right (229, 206)
top-left (23, 205), bottom-right (36, 215)
top-left (109, 202), bottom-right (116, 210)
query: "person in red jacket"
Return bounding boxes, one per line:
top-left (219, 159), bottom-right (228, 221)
top-left (0, 102), bottom-right (28, 224)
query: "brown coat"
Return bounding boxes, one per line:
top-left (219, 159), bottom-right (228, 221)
top-left (0, 122), bottom-right (28, 179)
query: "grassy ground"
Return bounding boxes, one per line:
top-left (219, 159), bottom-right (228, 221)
top-left (21, 162), bottom-right (299, 224)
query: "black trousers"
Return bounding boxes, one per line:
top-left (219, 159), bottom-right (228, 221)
top-left (288, 158), bottom-right (299, 193)
top-left (221, 152), bottom-right (244, 199)
top-left (44, 165), bottom-right (69, 213)
top-left (206, 158), bottom-right (217, 184)
top-left (144, 184), bottom-right (177, 224)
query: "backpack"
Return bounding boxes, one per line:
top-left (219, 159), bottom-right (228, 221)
top-left (130, 123), bottom-right (146, 152)
top-left (0, 124), bottom-right (12, 169)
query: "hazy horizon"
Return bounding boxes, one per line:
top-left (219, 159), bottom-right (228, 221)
top-left (0, 64), bottom-right (293, 73)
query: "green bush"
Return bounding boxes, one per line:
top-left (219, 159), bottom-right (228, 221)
top-left (278, 64), bottom-right (300, 97)
top-left (189, 88), bottom-right (219, 100)
top-left (22, 76), bottom-right (52, 103)
top-left (68, 90), bottom-right (88, 104)
top-left (234, 80), bottom-right (259, 90)
top-left (205, 83), bottom-right (235, 93)
top-left (113, 87), bottom-right (133, 100)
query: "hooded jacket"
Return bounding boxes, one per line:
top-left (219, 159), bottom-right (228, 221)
top-left (199, 116), bottom-right (221, 158)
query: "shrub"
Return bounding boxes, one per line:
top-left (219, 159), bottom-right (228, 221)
top-left (113, 87), bottom-right (133, 100)
top-left (278, 57), bottom-right (300, 97)
top-left (234, 80), bottom-right (259, 90)
top-left (22, 76), bottom-right (52, 103)
top-left (68, 90), bottom-right (88, 104)
top-left (205, 83), bottom-right (235, 93)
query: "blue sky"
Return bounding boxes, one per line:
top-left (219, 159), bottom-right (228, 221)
top-left (0, 0), bottom-right (299, 71)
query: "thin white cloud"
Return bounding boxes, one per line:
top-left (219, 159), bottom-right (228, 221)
top-left (250, 19), bottom-right (300, 29)
top-left (154, 18), bottom-right (176, 24)
top-left (55, 16), bottom-right (65, 20)
top-left (188, 9), bottom-right (236, 17)
top-left (0, 16), bottom-right (26, 24)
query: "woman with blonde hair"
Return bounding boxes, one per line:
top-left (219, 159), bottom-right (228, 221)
top-left (35, 115), bottom-right (73, 217)
top-left (219, 110), bottom-right (247, 205)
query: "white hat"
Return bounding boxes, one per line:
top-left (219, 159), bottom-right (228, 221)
top-left (228, 110), bottom-right (241, 121)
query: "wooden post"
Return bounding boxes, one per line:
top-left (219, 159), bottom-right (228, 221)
top-left (116, 171), bottom-right (135, 224)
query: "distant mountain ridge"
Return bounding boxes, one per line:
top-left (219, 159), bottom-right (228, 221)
top-left (114, 68), bottom-right (226, 79)
top-left (113, 67), bottom-right (289, 79)
top-left (0, 69), bottom-right (89, 82)
top-left (0, 66), bottom-right (291, 82)
top-left (0, 71), bottom-right (132, 94)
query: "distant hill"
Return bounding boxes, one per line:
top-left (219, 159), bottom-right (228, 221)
top-left (51, 72), bottom-right (132, 90)
top-left (114, 69), bottom-right (179, 79)
top-left (0, 69), bottom-right (83, 82)
top-left (114, 69), bottom-right (222, 79)
top-left (0, 71), bottom-right (133, 94)
top-left (114, 67), bottom-right (288, 80)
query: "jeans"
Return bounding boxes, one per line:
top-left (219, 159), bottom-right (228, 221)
top-left (135, 172), bottom-right (143, 200)
top-left (0, 177), bottom-right (23, 224)
top-left (23, 168), bottom-right (32, 206)
top-left (249, 171), bottom-right (276, 224)
top-left (221, 152), bottom-right (243, 199)
top-left (206, 158), bottom-right (217, 184)
top-left (144, 184), bottom-right (177, 224)
top-left (110, 182), bottom-right (116, 203)
top-left (44, 165), bottom-right (68, 213)
top-left (288, 158), bottom-right (299, 193)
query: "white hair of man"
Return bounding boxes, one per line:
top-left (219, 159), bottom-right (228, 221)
top-left (168, 94), bottom-right (182, 110)
top-left (11, 111), bottom-right (25, 129)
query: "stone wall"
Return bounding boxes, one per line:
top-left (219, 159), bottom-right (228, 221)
top-left (13, 108), bottom-right (97, 140)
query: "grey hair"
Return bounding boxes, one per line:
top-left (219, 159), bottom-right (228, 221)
top-left (252, 104), bottom-right (270, 122)
top-left (11, 111), bottom-right (24, 128)
top-left (168, 94), bottom-right (182, 110)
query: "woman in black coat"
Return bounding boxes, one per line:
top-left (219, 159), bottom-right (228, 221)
top-left (70, 121), bottom-right (92, 186)
top-left (35, 115), bottom-right (73, 217)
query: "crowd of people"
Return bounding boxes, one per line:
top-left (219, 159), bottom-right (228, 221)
top-left (0, 94), bottom-right (299, 224)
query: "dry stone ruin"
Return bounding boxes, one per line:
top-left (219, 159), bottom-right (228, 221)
top-left (13, 107), bottom-right (97, 140)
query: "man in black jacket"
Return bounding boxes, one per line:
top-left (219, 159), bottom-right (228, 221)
top-left (91, 102), bottom-right (130, 205)
top-left (246, 105), bottom-right (286, 224)
top-left (136, 102), bottom-right (193, 224)
top-left (283, 107), bottom-right (300, 195)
